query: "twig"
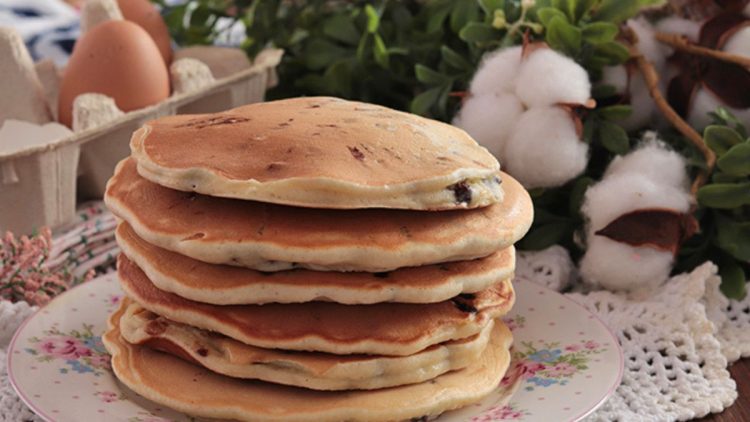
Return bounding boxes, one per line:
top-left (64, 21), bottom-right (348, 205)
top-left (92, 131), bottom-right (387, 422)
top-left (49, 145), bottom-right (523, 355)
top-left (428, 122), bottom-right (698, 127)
top-left (624, 30), bottom-right (716, 197)
top-left (654, 31), bottom-right (750, 68)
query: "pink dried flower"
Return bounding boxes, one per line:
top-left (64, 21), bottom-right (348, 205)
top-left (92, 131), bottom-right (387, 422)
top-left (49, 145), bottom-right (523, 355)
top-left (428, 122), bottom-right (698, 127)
top-left (0, 228), bottom-right (94, 306)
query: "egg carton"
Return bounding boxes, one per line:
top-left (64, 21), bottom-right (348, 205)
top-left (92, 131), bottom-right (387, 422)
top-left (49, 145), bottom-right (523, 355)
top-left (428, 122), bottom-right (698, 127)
top-left (0, 26), bottom-right (282, 235)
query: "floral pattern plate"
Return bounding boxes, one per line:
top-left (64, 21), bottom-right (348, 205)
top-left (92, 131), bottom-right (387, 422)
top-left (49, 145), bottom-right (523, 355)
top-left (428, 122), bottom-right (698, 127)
top-left (8, 274), bottom-right (622, 422)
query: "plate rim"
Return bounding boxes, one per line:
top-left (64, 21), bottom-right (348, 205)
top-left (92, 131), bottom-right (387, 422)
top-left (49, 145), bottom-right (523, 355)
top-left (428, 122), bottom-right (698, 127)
top-left (7, 274), bottom-right (624, 422)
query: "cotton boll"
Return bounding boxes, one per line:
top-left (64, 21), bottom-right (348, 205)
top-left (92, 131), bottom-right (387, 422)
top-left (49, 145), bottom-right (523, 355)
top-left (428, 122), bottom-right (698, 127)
top-left (503, 107), bottom-right (588, 188)
top-left (722, 26), bottom-right (750, 57)
top-left (600, 65), bottom-right (629, 94)
top-left (469, 46), bottom-right (522, 96)
top-left (582, 173), bottom-right (691, 232)
top-left (687, 87), bottom-right (750, 129)
top-left (628, 18), bottom-right (665, 71)
top-left (453, 93), bottom-right (524, 158)
top-left (579, 236), bottom-right (674, 290)
top-left (514, 49), bottom-right (591, 107)
top-left (656, 17), bottom-right (700, 42)
top-left (605, 140), bottom-right (688, 188)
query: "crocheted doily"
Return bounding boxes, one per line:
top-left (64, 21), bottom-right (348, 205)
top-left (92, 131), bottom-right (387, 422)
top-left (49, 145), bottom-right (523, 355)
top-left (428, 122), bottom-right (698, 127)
top-left (516, 247), bottom-right (744, 421)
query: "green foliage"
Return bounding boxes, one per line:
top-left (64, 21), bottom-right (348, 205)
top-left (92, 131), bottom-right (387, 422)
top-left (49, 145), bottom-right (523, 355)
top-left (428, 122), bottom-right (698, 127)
top-left (159, 0), bottom-right (657, 121)
top-left (680, 111), bottom-right (750, 299)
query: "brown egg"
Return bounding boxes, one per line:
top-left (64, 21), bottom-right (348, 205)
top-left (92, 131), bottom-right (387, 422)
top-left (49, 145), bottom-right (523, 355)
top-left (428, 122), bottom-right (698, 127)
top-left (58, 20), bottom-right (169, 128)
top-left (117, 0), bottom-right (172, 65)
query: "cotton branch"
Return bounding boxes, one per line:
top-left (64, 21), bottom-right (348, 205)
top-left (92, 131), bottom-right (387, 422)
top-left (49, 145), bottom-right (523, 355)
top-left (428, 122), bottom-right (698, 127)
top-left (654, 31), bottom-right (750, 69)
top-left (623, 29), bottom-right (716, 197)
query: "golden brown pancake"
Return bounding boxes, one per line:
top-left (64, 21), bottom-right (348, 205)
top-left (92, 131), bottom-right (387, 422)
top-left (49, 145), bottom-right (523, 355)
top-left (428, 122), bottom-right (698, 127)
top-left (105, 158), bottom-right (533, 272)
top-left (116, 222), bottom-right (516, 305)
top-left (118, 299), bottom-right (495, 390)
top-left (130, 96), bottom-right (503, 210)
top-left (118, 254), bottom-right (514, 356)
top-left (103, 301), bottom-right (513, 422)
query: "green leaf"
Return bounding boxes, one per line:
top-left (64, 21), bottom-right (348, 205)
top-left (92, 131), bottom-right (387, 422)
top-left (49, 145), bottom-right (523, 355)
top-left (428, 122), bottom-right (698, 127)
top-left (717, 143), bottom-right (750, 176)
top-left (479, 0), bottom-right (505, 14)
top-left (410, 87), bottom-right (442, 115)
top-left (569, 176), bottom-right (594, 217)
top-left (592, 0), bottom-right (663, 24)
top-left (598, 120), bottom-right (630, 154)
top-left (536, 7), bottom-right (568, 27)
top-left (697, 182), bottom-right (750, 209)
top-left (440, 45), bottom-right (472, 70)
top-left (715, 213), bottom-right (750, 262)
top-left (591, 84), bottom-right (618, 99)
top-left (704, 125), bottom-right (744, 156)
top-left (415, 64), bottom-right (447, 85)
top-left (305, 38), bottom-right (349, 70)
top-left (570, 0), bottom-right (597, 22)
top-left (582, 117), bottom-right (595, 143)
top-left (322, 14), bottom-right (360, 45)
top-left (598, 105), bottom-right (633, 121)
top-left (717, 253), bottom-right (747, 300)
top-left (459, 22), bottom-right (498, 43)
top-left (450, 0), bottom-right (479, 33)
top-left (364, 4), bottom-right (380, 33)
top-left (593, 41), bottom-right (631, 65)
top-left (545, 16), bottom-right (582, 56)
top-left (581, 22), bottom-right (619, 43)
top-left (426, 1), bottom-right (453, 33)
top-left (518, 223), bottom-right (572, 250)
top-left (373, 34), bottom-right (389, 68)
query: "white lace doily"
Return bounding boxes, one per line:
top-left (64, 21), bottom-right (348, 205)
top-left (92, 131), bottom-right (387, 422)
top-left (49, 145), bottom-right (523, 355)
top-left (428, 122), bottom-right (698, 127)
top-left (0, 243), bottom-right (747, 421)
top-left (516, 247), bottom-right (746, 421)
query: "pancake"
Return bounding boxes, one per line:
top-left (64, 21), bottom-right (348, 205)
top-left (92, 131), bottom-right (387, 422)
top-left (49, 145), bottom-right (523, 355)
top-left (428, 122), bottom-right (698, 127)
top-left (130, 96), bottom-right (503, 210)
top-left (103, 302), bottom-right (513, 422)
top-left (118, 254), bottom-right (514, 356)
top-left (118, 299), bottom-right (495, 390)
top-left (116, 222), bottom-right (516, 305)
top-left (105, 158), bottom-right (533, 272)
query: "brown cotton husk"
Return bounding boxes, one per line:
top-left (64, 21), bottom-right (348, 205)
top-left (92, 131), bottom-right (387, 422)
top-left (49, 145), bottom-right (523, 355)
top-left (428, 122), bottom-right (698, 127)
top-left (595, 208), bottom-right (699, 255)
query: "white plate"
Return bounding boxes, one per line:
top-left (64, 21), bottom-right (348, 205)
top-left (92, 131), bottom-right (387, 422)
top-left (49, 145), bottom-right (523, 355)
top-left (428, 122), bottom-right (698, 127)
top-left (8, 274), bottom-right (622, 422)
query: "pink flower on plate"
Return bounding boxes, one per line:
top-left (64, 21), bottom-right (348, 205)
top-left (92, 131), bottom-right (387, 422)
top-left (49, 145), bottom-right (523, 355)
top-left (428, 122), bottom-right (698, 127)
top-left (89, 353), bottom-right (111, 369)
top-left (516, 359), bottom-right (546, 379)
top-left (544, 362), bottom-right (577, 378)
top-left (565, 344), bottom-right (582, 352)
top-left (39, 336), bottom-right (92, 359)
top-left (584, 340), bottom-right (600, 350)
top-left (95, 391), bottom-right (118, 403)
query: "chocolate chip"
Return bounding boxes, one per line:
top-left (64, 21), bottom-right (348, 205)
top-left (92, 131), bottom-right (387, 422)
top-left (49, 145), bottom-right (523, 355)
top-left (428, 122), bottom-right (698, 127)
top-left (448, 181), bottom-right (472, 205)
top-left (373, 272), bottom-right (390, 278)
top-left (196, 348), bottom-right (208, 357)
top-left (451, 298), bottom-right (478, 313)
top-left (348, 146), bottom-right (365, 161)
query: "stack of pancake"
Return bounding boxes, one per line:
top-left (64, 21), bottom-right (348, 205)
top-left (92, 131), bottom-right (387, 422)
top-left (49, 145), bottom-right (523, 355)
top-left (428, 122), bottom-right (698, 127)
top-left (102, 97), bottom-right (533, 421)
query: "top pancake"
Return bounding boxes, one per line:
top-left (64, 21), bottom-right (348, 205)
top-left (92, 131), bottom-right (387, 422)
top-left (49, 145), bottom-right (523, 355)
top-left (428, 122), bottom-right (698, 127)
top-left (105, 158), bottom-right (533, 272)
top-left (130, 97), bottom-right (503, 210)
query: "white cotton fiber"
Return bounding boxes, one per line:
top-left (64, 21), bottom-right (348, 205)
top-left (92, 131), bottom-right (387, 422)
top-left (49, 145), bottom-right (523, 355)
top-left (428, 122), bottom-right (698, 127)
top-left (579, 236), bottom-right (674, 290)
top-left (469, 46), bottom-right (522, 96)
top-left (600, 65), bottom-right (629, 94)
top-left (453, 93), bottom-right (524, 159)
top-left (514, 48), bottom-right (591, 107)
top-left (723, 26), bottom-right (750, 57)
top-left (688, 87), bottom-right (750, 130)
top-left (605, 140), bottom-right (688, 188)
top-left (503, 106), bottom-right (588, 188)
top-left (628, 18), bottom-right (665, 71)
top-left (656, 17), bottom-right (700, 42)
top-left (621, 75), bottom-right (658, 131)
top-left (582, 173), bottom-right (691, 232)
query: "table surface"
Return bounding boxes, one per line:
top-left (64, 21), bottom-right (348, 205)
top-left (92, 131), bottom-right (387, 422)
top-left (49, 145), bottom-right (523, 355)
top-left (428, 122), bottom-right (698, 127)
top-left (699, 359), bottom-right (749, 422)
